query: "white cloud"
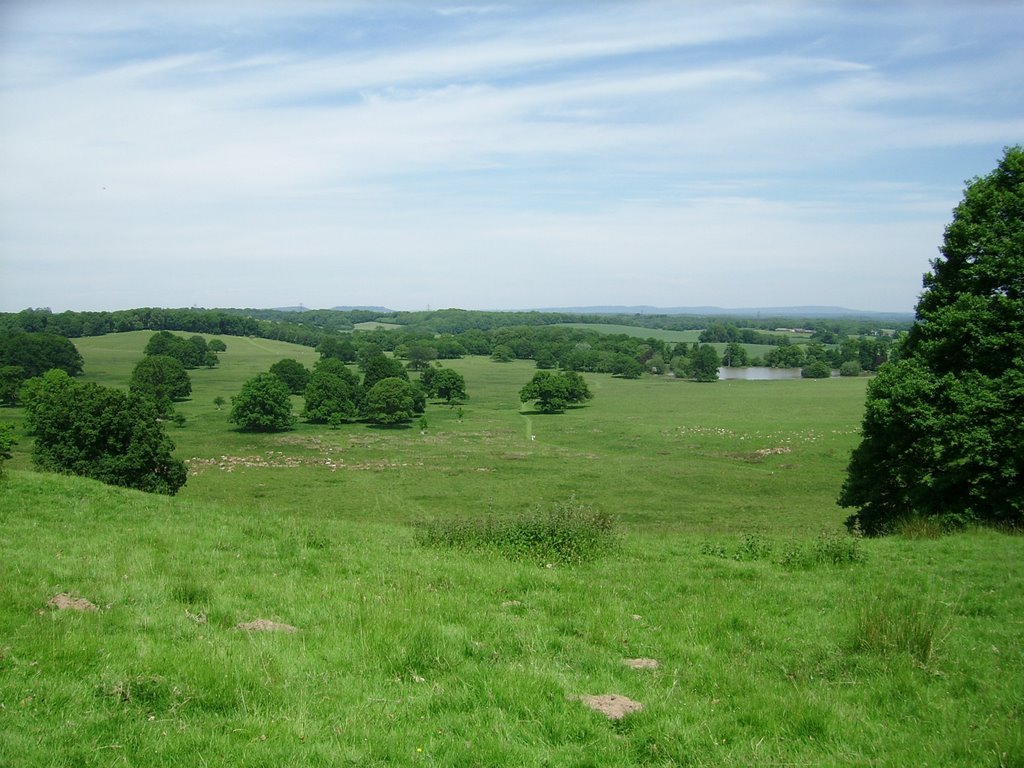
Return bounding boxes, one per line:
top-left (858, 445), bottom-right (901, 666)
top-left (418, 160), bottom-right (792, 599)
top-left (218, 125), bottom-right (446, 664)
top-left (1, 0), bottom-right (1021, 313)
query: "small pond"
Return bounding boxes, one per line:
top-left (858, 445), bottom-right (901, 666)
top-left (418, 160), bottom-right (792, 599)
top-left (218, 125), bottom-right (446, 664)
top-left (718, 366), bottom-right (838, 380)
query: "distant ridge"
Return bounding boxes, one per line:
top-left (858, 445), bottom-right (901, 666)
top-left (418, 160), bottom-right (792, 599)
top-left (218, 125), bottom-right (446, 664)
top-left (268, 306), bottom-right (395, 313)
top-left (529, 305), bottom-right (914, 321)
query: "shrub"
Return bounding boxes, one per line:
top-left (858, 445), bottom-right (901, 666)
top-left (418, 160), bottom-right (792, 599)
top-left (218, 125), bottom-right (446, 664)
top-left (415, 498), bottom-right (619, 565)
top-left (801, 360), bottom-right (832, 379)
top-left (839, 361), bottom-right (863, 377)
top-left (852, 591), bottom-right (949, 666)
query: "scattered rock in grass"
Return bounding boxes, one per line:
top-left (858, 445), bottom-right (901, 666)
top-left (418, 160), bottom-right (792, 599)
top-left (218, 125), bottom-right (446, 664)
top-left (235, 619), bottom-right (297, 633)
top-left (47, 593), bottom-right (97, 612)
top-left (578, 694), bottom-right (644, 720)
top-left (630, 614), bottom-right (642, 621)
top-left (623, 657), bottom-right (660, 670)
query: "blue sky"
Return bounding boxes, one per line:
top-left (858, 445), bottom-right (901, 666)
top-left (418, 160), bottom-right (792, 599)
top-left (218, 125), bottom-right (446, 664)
top-left (1, 1), bottom-right (1021, 314)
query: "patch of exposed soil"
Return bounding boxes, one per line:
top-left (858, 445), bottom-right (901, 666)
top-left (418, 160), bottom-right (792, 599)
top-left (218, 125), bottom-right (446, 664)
top-left (47, 593), bottom-right (97, 612)
top-left (623, 657), bottom-right (660, 670)
top-left (578, 693), bottom-right (644, 720)
top-left (235, 619), bottom-right (297, 633)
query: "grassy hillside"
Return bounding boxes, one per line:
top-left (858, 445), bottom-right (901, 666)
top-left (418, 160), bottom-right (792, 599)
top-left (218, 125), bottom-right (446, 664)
top-left (1, 332), bottom-right (1022, 766)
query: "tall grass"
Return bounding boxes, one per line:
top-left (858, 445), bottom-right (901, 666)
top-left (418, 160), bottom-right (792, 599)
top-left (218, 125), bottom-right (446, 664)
top-left (852, 590), bottom-right (950, 666)
top-left (414, 497), bottom-right (619, 565)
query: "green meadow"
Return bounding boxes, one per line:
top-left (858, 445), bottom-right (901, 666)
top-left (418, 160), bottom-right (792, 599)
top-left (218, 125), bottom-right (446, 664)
top-left (1, 332), bottom-right (1022, 766)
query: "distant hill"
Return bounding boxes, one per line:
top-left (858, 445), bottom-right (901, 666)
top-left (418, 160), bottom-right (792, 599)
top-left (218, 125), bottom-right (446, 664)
top-left (530, 305), bottom-right (914, 322)
top-left (269, 305), bottom-right (394, 313)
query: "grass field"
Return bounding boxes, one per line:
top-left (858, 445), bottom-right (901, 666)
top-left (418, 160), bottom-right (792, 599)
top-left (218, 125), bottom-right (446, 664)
top-left (1, 332), bottom-right (1022, 766)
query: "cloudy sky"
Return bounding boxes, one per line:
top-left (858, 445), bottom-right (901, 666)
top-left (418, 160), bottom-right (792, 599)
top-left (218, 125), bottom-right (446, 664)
top-left (1, 1), bottom-right (1021, 314)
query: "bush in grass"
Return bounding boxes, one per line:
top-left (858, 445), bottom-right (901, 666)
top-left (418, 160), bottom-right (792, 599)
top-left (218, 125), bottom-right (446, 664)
top-left (852, 591), bottom-right (948, 666)
top-left (700, 529), bottom-right (864, 568)
top-left (415, 498), bottom-right (618, 565)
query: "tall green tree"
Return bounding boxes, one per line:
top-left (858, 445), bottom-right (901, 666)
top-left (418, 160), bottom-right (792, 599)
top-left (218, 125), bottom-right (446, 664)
top-left (20, 369), bottom-right (187, 494)
top-left (269, 358), bottom-right (311, 394)
top-left (229, 373), bottom-right (295, 432)
top-left (520, 371), bottom-right (593, 413)
top-left (129, 355), bottom-right (191, 417)
top-left (428, 367), bottom-right (467, 405)
top-left (302, 368), bottom-right (359, 423)
top-left (840, 146), bottom-right (1024, 534)
top-left (365, 377), bottom-right (417, 424)
top-left (0, 331), bottom-right (83, 379)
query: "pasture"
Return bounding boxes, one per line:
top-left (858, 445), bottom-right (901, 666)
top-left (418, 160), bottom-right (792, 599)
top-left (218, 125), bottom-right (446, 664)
top-left (1, 332), bottom-right (1021, 766)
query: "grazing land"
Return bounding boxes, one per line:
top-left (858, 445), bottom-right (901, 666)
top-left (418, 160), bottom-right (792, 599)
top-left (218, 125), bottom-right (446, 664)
top-left (1, 332), bottom-right (1022, 766)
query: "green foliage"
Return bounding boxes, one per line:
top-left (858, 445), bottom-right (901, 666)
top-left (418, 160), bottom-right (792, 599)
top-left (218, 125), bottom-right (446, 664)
top-left (519, 370), bottom-right (593, 413)
top-left (0, 364), bottom-right (25, 405)
top-left (801, 359), bottom-right (832, 379)
top-left (415, 499), bottom-right (618, 565)
top-left (207, 338), bottom-right (227, 352)
top-left (129, 355), bottom-right (191, 417)
top-left (359, 349), bottom-right (408, 391)
top-left (490, 344), bottom-right (514, 362)
top-left (364, 377), bottom-right (417, 424)
top-left (19, 369), bottom-right (186, 494)
top-left (721, 341), bottom-right (750, 367)
top-left (268, 358), bottom-right (311, 394)
top-left (229, 373), bottom-right (295, 432)
top-left (839, 360), bottom-right (863, 377)
top-left (0, 330), bottom-right (83, 380)
top-left (610, 353), bottom-right (643, 378)
top-left (0, 421), bottom-right (15, 476)
top-left (425, 367), bottom-right (467, 405)
top-left (841, 147), bottom-right (1024, 534)
top-left (144, 330), bottom-right (216, 369)
top-left (301, 366), bottom-right (359, 423)
top-left (316, 335), bottom-right (356, 362)
top-left (701, 530), bottom-right (865, 568)
top-left (765, 343), bottom-right (806, 368)
top-left (672, 343), bottom-right (720, 381)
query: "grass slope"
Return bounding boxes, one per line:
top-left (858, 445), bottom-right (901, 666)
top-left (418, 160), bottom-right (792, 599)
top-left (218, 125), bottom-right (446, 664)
top-left (1, 331), bottom-right (1022, 766)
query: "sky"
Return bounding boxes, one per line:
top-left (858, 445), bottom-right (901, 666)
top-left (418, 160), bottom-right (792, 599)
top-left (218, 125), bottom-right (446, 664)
top-left (1, 1), bottom-right (1022, 315)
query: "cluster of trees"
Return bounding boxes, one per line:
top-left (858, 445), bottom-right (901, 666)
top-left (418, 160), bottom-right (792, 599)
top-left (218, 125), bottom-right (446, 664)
top-left (19, 369), bottom-right (187, 494)
top-left (231, 347), bottom-right (470, 431)
top-left (0, 331), bottom-right (84, 404)
top-left (144, 330), bottom-right (220, 368)
top-left (840, 146), bottom-right (1023, 534)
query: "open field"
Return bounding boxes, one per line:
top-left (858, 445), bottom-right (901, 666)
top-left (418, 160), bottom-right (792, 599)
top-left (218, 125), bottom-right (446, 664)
top-left (1, 333), bottom-right (1022, 766)
top-left (554, 323), bottom-right (704, 343)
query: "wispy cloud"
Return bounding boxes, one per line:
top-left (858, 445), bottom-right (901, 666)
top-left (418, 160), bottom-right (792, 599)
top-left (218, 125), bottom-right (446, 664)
top-left (1, 1), bottom-right (1021, 313)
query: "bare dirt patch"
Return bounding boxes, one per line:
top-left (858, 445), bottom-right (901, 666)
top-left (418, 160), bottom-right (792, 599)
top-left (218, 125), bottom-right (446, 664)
top-left (577, 693), bottom-right (644, 719)
top-left (623, 657), bottom-right (660, 670)
top-left (235, 619), bottom-right (298, 633)
top-left (47, 593), bottom-right (98, 612)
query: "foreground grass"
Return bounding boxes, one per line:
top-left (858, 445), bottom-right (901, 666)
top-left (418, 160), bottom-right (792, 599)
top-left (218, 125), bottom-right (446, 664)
top-left (2, 471), bottom-right (1022, 766)
top-left (1, 332), bottom-right (1022, 765)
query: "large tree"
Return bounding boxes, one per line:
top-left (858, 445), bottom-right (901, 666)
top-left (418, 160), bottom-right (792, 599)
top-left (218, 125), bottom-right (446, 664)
top-left (365, 377), bottom-right (418, 424)
top-left (0, 331), bottom-right (83, 379)
top-left (839, 146), bottom-right (1024, 534)
top-left (519, 371), bottom-right (593, 413)
top-left (129, 355), bottom-right (191, 417)
top-left (269, 358), bottom-right (311, 395)
top-left (20, 369), bottom-right (187, 494)
top-left (229, 373), bottom-right (295, 432)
